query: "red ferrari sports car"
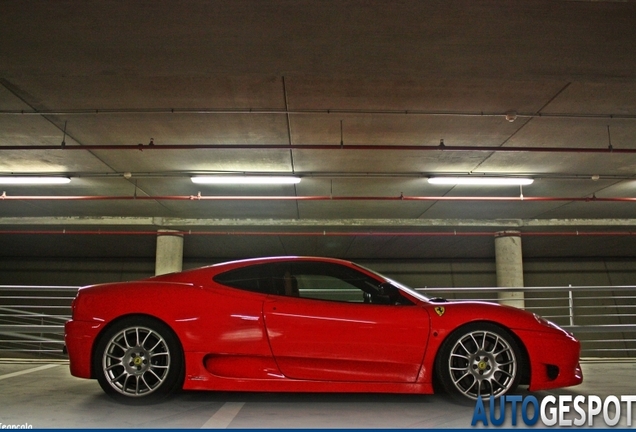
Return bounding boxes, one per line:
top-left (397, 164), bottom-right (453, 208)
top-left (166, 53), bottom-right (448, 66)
top-left (65, 256), bottom-right (582, 403)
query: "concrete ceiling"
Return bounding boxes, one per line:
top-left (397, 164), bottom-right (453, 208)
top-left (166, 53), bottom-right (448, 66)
top-left (1, 0), bottom-right (636, 261)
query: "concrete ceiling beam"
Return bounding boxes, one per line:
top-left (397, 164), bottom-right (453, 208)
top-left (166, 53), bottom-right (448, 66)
top-left (1, 217), bottom-right (636, 229)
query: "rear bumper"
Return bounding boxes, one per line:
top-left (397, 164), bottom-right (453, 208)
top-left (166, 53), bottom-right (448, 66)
top-left (514, 328), bottom-right (583, 391)
top-left (64, 319), bottom-right (103, 379)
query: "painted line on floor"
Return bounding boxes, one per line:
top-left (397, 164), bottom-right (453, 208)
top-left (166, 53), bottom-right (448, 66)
top-left (201, 402), bottom-right (245, 429)
top-left (0, 363), bottom-right (59, 381)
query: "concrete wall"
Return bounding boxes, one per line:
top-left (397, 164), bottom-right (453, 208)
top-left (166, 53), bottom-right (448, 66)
top-left (1, 257), bottom-right (635, 288)
top-left (369, 259), bottom-right (636, 288)
top-left (0, 259), bottom-right (155, 286)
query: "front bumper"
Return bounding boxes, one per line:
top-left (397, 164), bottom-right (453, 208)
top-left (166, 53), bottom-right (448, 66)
top-left (514, 328), bottom-right (583, 391)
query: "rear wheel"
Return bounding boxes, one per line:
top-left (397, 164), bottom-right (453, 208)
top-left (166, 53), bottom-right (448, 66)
top-left (436, 322), bottom-right (522, 401)
top-left (93, 316), bottom-right (184, 404)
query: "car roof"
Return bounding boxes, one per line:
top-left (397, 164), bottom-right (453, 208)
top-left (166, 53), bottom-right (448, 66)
top-left (148, 256), bottom-right (359, 283)
top-left (209, 256), bottom-right (354, 269)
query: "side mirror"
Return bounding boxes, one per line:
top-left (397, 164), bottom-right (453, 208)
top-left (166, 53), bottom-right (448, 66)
top-left (378, 282), bottom-right (396, 295)
top-left (376, 282), bottom-right (398, 304)
top-left (377, 282), bottom-right (415, 306)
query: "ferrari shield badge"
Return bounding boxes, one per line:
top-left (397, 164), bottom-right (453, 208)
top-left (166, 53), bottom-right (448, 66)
top-left (434, 306), bottom-right (445, 317)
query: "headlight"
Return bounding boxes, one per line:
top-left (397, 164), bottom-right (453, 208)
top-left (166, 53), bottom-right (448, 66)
top-left (533, 313), bottom-right (559, 330)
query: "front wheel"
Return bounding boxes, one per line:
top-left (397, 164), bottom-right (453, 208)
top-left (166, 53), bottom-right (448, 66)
top-left (93, 316), bottom-right (184, 404)
top-left (435, 322), bottom-right (522, 401)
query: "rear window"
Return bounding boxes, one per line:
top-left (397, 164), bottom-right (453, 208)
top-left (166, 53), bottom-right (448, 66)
top-left (213, 263), bottom-right (274, 294)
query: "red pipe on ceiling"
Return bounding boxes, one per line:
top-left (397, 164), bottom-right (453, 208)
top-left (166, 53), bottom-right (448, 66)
top-left (0, 143), bottom-right (633, 153)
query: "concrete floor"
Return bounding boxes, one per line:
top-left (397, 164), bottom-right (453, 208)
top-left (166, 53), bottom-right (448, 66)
top-left (0, 359), bottom-right (634, 429)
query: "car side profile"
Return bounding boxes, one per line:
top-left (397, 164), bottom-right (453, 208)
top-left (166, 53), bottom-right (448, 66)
top-left (64, 256), bottom-right (582, 403)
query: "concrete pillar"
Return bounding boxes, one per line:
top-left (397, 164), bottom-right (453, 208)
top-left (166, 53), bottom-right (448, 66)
top-left (495, 231), bottom-right (525, 309)
top-left (155, 230), bottom-right (184, 276)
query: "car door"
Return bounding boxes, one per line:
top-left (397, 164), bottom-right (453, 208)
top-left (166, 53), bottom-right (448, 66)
top-left (262, 261), bottom-right (430, 383)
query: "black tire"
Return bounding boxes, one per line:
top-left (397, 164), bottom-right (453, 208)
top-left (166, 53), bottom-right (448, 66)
top-left (93, 316), bottom-right (184, 404)
top-left (435, 322), bottom-right (522, 402)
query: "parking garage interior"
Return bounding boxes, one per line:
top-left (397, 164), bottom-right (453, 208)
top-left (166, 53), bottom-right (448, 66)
top-left (1, 0), bottom-right (636, 428)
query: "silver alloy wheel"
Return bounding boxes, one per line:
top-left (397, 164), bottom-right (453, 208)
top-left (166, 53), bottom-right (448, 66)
top-left (101, 326), bottom-right (171, 397)
top-left (447, 329), bottom-right (517, 400)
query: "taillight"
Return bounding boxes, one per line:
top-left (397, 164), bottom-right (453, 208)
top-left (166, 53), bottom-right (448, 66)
top-left (70, 296), bottom-right (78, 319)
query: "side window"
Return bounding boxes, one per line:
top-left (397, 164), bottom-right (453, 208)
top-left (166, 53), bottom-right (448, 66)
top-left (213, 264), bottom-right (275, 294)
top-left (295, 272), bottom-right (363, 302)
top-left (272, 261), bottom-right (413, 305)
top-left (214, 261), bottom-right (414, 305)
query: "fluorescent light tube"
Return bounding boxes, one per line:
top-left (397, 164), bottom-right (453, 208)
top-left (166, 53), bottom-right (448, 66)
top-left (0, 177), bottom-right (71, 185)
top-left (191, 176), bottom-right (301, 185)
top-left (428, 177), bottom-right (534, 186)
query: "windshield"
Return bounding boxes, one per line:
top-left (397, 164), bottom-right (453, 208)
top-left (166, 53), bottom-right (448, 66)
top-left (352, 263), bottom-right (430, 302)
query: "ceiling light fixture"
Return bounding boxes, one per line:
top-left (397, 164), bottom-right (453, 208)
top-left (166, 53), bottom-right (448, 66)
top-left (191, 176), bottom-right (301, 185)
top-left (428, 177), bottom-right (534, 186)
top-left (0, 176), bottom-right (71, 185)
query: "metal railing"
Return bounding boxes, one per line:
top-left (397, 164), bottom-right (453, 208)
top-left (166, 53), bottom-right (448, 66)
top-left (0, 285), bottom-right (77, 359)
top-left (1, 284), bottom-right (635, 358)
